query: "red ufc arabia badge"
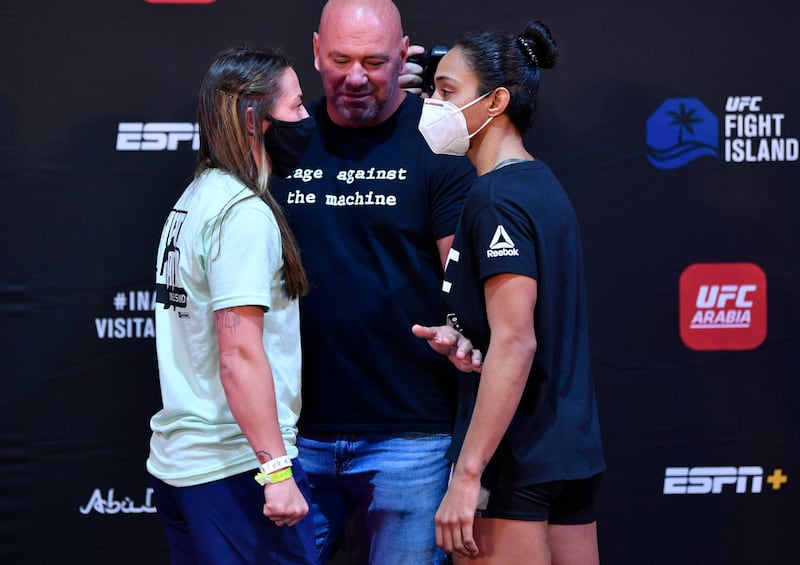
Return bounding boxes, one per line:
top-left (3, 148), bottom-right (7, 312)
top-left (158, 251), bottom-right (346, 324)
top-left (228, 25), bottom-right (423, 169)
top-left (679, 262), bottom-right (767, 351)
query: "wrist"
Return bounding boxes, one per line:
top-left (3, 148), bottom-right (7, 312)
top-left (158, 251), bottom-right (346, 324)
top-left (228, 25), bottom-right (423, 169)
top-left (255, 466), bottom-right (293, 486)
top-left (258, 455), bottom-right (292, 475)
top-left (454, 459), bottom-right (484, 481)
top-left (253, 454), bottom-right (293, 486)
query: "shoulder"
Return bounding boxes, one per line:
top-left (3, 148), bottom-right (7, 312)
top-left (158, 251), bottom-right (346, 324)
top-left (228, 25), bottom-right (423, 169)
top-left (494, 160), bottom-right (564, 199)
top-left (195, 171), bottom-right (273, 224)
top-left (398, 93), bottom-right (424, 117)
top-left (463, 166), bottom-right (538, 220)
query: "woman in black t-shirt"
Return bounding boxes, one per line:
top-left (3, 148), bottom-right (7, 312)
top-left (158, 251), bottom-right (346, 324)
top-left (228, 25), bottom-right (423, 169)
top-left (413, 20), bottom-right (605, 564)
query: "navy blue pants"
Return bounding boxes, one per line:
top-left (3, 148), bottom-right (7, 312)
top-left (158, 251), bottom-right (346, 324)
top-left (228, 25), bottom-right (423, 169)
top-left (150, 461), bottom-right (317, 565)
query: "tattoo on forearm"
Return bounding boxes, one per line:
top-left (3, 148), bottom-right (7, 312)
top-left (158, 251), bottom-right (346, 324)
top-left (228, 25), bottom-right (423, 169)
top-left (256, 450), bottom-right (274, 463)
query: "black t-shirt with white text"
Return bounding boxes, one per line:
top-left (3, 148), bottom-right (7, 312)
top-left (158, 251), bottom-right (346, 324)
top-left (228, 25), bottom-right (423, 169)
top-left (271, 95), bottom-right (475, 433)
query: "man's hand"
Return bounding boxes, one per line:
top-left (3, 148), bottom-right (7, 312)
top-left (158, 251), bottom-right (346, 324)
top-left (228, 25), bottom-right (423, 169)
top-left (412, 324), bottom-right (483, 372)
top-left (400, 44), bottom-right (426, 96)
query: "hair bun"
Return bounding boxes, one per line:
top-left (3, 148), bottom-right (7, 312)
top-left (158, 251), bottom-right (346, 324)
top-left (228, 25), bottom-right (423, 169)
top-left (519, 20), bottom-right (558, 69)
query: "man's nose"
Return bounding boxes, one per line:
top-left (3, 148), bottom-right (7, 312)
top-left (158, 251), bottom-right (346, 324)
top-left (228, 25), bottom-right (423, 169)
top-left (345, 62), bottom-right (369, 88)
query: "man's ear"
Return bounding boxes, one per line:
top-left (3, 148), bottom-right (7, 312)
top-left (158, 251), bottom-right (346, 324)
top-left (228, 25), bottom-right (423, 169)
top-left (489, 87), bottom-right (510, 116)
top-left (313, 32), bottom-right (321, 72)
top-left (398, 35), bottom-right (410, 73)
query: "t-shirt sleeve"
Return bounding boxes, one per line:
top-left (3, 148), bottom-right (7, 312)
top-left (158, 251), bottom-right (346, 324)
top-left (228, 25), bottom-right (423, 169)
top-left (204, 201), bottom-right (282, 312)
top-left (472, 202), bottom-right (538, 283)
top-left (428, 154), bottom-right (476, 241)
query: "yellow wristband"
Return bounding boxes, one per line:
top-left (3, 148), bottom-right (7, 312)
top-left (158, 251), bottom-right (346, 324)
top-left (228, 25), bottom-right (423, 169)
top-left (254, 466), bottom-right (293, 486)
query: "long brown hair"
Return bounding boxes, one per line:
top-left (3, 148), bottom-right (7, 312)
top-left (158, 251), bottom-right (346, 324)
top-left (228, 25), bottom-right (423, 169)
top-left (195, 45), bottom-right (308, 298)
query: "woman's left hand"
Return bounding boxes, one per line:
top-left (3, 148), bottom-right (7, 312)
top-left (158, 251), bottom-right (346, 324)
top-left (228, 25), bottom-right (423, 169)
top-left (434, 473), bottom-right (482, 558)
top-left (412, 324), bottom-right (483, 372)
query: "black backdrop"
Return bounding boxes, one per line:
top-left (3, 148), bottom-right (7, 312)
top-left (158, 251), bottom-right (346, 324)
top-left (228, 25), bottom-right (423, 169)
top-left (1, 1), bottom-right (798, 563)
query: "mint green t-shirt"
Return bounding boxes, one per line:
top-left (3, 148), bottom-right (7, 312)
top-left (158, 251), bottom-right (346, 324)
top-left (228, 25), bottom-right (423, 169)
top-left (147, 169), bottom-right (301, 487)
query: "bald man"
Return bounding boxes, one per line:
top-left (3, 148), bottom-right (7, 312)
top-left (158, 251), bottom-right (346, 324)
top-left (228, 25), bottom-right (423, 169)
top-left (270, 1), bottom-right (475, 563)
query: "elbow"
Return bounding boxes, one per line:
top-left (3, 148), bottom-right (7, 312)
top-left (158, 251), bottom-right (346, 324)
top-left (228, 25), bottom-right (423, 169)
top-left (513, 337), bottom-right (537, 388)
top-left (527, 337), bottom-right (537, 361)
top-left (516, 333), bottom-right (537, 362)
top-left (491, 331), bottom-right (537, 361)
top-left (218, 347), bottom-right (247, 385)
top-left (522, 336), bottom-right (537, 375)
top-left (497, 334), bottom-right (537, 385)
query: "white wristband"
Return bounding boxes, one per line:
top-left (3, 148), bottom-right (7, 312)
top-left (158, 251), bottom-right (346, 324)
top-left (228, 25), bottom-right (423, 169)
top-left (259, 455), bottom-right (292, 475)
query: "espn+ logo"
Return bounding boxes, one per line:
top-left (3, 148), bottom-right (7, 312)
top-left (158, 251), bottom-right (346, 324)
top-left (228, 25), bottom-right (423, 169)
top-left (116, 123), bottom-right (199, 151)
top-left (663, 466), bottom-right (788, 495)
top-left (679, 263), bottom-right (767, 351)
top-left (664, 466), bottom-right (763, 495)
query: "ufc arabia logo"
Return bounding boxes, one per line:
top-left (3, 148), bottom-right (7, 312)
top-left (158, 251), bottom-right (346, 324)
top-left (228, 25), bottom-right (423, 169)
top-left (679, 263), bottom-right (766, 351)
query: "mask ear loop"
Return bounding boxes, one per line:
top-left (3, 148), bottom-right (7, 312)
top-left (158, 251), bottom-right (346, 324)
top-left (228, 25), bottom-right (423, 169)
top-left (456, 89), bottom-right (493, 113)
top-left (458, 90), bottom-right (495, 139)
top-left (467, 115), bottom-right (494, 139)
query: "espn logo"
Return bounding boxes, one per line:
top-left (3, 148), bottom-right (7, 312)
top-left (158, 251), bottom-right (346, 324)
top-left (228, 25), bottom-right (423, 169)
top-left (663, 466), bottom-right (763, 495)
top-left (679, 263), bottom-right (767, 351)
top-left (116, 123), bottom-right (199, 151)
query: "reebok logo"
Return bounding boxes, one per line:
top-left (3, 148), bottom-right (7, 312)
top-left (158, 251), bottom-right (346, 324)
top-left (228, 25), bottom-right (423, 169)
top-left (486, 225), bottom-right (519, 258)
top-left (679, 263), bottom-right (767, 351)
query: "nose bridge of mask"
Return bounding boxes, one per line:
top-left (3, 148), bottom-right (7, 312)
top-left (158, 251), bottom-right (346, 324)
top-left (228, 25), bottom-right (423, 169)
top-left (269, 115), bottom-right (312, 128)
top-left (424, 89), bottom-right (491, 120)
top-left (421, 99), bottom-right (460, 128)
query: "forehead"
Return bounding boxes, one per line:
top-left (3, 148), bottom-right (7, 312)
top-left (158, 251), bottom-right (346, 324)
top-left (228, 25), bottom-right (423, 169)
top-left (319, 7), bottom-right (400, 55)
top-left (276, 67), bottom-right (302, 99)
top-left (435, 47), bottom-right (478, 86)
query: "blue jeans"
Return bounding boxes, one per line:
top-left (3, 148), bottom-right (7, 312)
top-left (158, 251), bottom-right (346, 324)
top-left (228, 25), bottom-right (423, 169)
top-left (150, 461), bottom-right (316, 565)
top-left (297, 432), bottom-right (451, 565)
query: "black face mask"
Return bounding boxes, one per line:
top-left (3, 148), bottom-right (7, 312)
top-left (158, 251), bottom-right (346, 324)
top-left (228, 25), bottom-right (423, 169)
top-left (263, 116), bottom-right (315, 177)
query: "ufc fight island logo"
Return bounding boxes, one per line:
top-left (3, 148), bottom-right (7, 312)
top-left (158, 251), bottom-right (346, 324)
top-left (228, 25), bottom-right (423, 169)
top-left (679, 263), bottom-right (767, 351)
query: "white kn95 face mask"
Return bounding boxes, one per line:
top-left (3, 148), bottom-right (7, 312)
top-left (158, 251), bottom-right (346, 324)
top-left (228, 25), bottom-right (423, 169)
top-left (418, 91), bottom-right (494, 156)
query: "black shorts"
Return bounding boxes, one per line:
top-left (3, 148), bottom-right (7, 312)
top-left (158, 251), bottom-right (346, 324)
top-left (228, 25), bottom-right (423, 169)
top-left (475, 473), bottom-right (602, 524)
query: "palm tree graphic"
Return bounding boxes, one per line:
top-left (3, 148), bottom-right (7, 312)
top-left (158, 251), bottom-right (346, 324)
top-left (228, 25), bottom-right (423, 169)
top-left (667, 102), bottom-right (703, 144)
